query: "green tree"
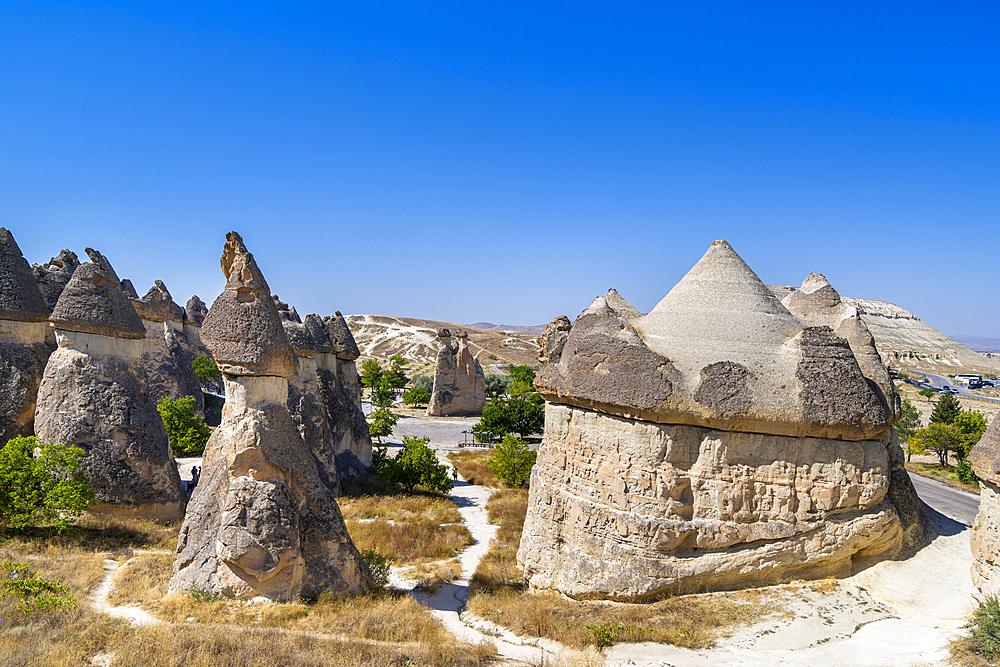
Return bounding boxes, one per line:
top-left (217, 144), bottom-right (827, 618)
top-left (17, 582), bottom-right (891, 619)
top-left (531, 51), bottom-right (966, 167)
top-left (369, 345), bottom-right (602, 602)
top-left (930, 393), bottom-right (962, 425)
top-left (487, 435), bottom-right (537, 488)
top-left (919, 387), bottom-right (936, 399)
top-left (508, 365), bottom-right (537, 399)
top-left (192, 356), bottom-right (221, 391)
top-left (411, 375), bottom-right (434, 393)
top-left (385, 355), bottom-right (409, 390)
top-left (472, 396), bottom-right (545, 442)
top-left (0, 436), bottom-right (94, 531)
top-left (157, 396), bottom-right (212, 457)
top-left (373, 436), bottom-right (453, 493)
top-left (367, 407), bottom-right (398, 444)
top-left (402, 387), bottom-right (431, 406)
top-left (896, 398), bottom-right (921, 460)
top-left (484, 374), bottom-right (512, 400)
top-left (360, 359), bottom-right (384, 398)
top-left (909, 422), bottom-right (962, 467)
top-left (954, 409), bottom-right (989, 460)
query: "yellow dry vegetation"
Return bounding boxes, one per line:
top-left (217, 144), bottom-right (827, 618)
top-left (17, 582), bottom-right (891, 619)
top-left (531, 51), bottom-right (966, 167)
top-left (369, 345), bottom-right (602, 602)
top-left (448, 450), bottom-right (500, 488)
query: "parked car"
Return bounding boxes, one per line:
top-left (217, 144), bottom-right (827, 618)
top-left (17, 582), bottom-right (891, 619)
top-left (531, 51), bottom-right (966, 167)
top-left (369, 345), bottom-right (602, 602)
top-left (982, 380), bottom-right (995, 387)
top-left (969, 381), bottom-right (984, 389)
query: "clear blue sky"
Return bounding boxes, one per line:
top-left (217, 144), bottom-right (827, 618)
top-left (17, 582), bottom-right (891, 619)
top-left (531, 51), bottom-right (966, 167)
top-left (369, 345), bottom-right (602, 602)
top-left (2, 3), bottom-right (998, 336)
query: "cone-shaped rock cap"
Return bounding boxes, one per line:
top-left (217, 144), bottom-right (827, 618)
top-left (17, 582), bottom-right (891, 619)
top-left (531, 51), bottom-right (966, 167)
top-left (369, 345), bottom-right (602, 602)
top-left (635, 239), bottom-right (802, 370)
top-left (49, 248), bottom-right (145, 338)
top-left (120, 279), bottom-right (139, 299)
top-left (969, 417), bottom-right (1000, 483)
top-left (283, 312), bottom-right (333, 355)
top-left (32, 249), bottom-right (80, 312)
top-left (200, 232), bottom-right (298, 377)
top-left (185, 295), bottom-right (207, 326)
top-left (603, 288), bottom-right (643, 321)
top-left (0, 228), bottom-right (51, 321)
top-left (324, 311), bottom-right (360, 360)
top-left (132, 280), bottom-right (185, 323)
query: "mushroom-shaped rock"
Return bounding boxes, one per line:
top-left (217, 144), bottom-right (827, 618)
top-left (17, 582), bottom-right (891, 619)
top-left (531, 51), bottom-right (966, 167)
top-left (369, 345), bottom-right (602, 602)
top-left (970, 419), bottom-right (1000, 598)
top-left (169, 233), bottom-right (372, 601)
top-left (49, 249), bottom-right (145, 339)
top-left (428, 328), bottom-right (486, 416)
top-left (518, 239), bottom-right (918, 601)
top-left (324, 312), bottom-right (360, 361)
top-left (200, 232), bottom-right (298, 377)
top-left (282, 312), bottom-right (333, 355)
top-left (32, 249), bottom-right (80, 312)
top-left (0, 228), bottom-right (51, 321)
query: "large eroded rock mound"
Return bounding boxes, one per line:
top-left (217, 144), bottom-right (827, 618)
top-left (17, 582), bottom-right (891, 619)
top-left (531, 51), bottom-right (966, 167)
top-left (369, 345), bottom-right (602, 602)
top-left (35, 248), bottom-right (185, 521)
top-left (519, 239), bottom-right (925, 600)
top-left (969, 418), bottom-right (1000, 598)
top-left (427, 329), bottom-right (486, 416)
top-left (169, 232), bottom-right (371, 601)
top-left (0, 228), bottom-right (56, 444)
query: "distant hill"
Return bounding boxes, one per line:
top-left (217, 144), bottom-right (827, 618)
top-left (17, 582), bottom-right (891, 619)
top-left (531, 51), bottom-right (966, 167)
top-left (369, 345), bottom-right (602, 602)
top-left (951, 335), bottom-right (1000, 353)
top-left (467, 322), bottom-right (548, 335)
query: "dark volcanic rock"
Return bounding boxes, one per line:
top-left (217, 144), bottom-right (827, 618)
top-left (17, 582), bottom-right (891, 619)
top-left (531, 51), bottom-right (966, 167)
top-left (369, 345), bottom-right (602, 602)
top-left (32, 249), bottom-right (80, 312)
top-left (0, 228), bottom-right (50, 321)
top-left (49, 249), bottom-right (145, 339)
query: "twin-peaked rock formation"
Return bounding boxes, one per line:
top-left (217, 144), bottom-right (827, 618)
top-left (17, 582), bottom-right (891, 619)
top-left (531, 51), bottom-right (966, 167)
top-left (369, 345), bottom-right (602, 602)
top-left (35, 248), bottom-right (186, 520)
top-left (428, 329), bottom-right (486, 416)
top-left (169, 232), bottom-right (371, 601)
top-left (520, 240), bottom-right (924, 600)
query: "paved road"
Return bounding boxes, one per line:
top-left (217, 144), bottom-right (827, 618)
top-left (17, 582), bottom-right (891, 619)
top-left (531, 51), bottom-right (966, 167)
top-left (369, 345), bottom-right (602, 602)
top-left (909, 471), bottom-right (980, 525)
top-left (916, 371), bottom-right (1000, 403)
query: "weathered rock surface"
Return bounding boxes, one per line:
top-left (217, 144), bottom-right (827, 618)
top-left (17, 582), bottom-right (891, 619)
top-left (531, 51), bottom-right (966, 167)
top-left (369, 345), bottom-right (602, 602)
top-left (520, 239), bottom-right (924, 599)
top-left (324, 312), bottom-right (372, 472)
top-left (32, 249), bottom-right (80, 312)
top-left (36, 250), bottom-right (184, 520)
top-left (538, 315), bottom-right (571, 365)
top-left (428, 330), bottom-right (486, 416)
top-left (969, 418), bottom-right (1000, 598)
top-left (0, 229), bottom-right (56, 443)
top-left (185, 295), bottom-right (208, 327)
top-left (170, 232), bottom-right (371, 601)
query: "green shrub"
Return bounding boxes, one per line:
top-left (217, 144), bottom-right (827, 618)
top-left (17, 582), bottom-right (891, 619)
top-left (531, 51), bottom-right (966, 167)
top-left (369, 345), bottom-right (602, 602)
top-left (965, 597), bottom-right (1000, 660)
top-left (192, 356), bottom-right (220, 381)
top-left (487, 436), bottom-right (537, 488)
top-left (411, 375), bottom-right (434, 393)
top-left (360, 549), bottom-right (392, 587)
top-left (372, 437), bottom-right (453, 494)
top-left (402, 387), bottom-right (431, 406)
top-left (472, 396), bottom-right (544, 442)
top-left (157, 396), bottom-right (211, 456)
top-left (957, 459), bottom-right (980, 485)
top-left (0, 560), bottom-right (76, 615)
top-left (0, 436), bottom-right (93, 531)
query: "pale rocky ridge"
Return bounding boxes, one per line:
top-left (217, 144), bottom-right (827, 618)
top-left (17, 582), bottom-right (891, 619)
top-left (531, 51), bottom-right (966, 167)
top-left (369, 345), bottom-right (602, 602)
top-left (169, 232), bottom-right (371, 601)
top-left (520, 240), bottom-right (925, 600)
top-left (34, 248), bottom-right (185, 521)
top-left (969, 417), bottom-right (1000, 598)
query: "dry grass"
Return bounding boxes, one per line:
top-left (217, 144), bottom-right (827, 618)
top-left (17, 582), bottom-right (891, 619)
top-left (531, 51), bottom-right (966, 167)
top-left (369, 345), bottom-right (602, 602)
top-left (950, 636), bottom-right (995, 666)
top-left (346, 519), bottom-right (472, 564)
top-left (469, 587), bottom-right (777, 650)
top-left (398, 558), bottom-right (462, 592)
top-left (0, 515), bottom-right (180, 555)
top-left (338, 494), bottom-right (462, 524)
top-left (448, 450), bottom-right (500, 487)
top-left (109, 553), bottom-right (174, 606)
top-left (906, 462), bottom-right (982, 494)
top-left (471, 488), bottom-right (529, 594)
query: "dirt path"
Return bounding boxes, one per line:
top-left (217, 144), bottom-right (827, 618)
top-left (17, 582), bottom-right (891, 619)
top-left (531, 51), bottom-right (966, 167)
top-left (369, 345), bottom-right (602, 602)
top-left (89, 554), bottom-right (165, 626)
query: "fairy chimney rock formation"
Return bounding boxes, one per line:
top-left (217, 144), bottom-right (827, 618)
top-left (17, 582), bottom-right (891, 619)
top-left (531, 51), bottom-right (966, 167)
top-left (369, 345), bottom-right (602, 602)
top-left (32, 249), bottom-right (80, 312)
top-left (969, 418), bottom-right (1000, 598)
top-left (520, 239), bottom-right (924, 600)
top-left (34, 248), bottom-right (184, 521)
top-left (0, 228), bottom-right (56, 443)
top-left (169, 232), bottom-right (371, 601)
top-left (322, 311), bottom-right (371, 475)
top-left (127, 281), bottom-right (205, 413)
top-left (428, 328), bottom-right (486, 416)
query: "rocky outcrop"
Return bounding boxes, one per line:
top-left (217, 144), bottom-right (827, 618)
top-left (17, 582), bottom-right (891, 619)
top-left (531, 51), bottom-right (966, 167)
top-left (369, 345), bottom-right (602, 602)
top-left (324, 312), bottom-right (373, 472)
top-left (169, 232), bottom-right (371, 601)
top-left (427, 330), bottom-right (486, 416)
top-left (32, 249), bottom-right (79, 312)
top-left (519, 239), bottom-right (925, 600)
top-left (129, 281), bottom-right (204, 413)
top-left (969, 418), bottom-right (1000, 598)
top-left (0, 228), bottom-right (55, 443)
top-left (35, 248), bottom-right (184, 521)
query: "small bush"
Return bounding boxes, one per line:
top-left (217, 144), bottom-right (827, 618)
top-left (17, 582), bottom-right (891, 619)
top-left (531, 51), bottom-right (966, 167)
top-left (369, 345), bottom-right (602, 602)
top-left (360, 549), bottom-right (391, 587)
top-left (487, 435), bottom-right (537, 488)
top-left (0, 436), bottom-right (93, 531)
top-left (958, 459), bottom-right (981, 485)
top-left (411, 375), bottom-right (434, 393)
top-left (372, 437), bottom-right (453, 494)
top-left (965, 597), bottom-right (1000, 661)
top-left (0, 560), bottom-right (77, 615)
top-left (402, 387), bottom-right (431, 406)
top-left (157, 396), bottom-right (211, 456)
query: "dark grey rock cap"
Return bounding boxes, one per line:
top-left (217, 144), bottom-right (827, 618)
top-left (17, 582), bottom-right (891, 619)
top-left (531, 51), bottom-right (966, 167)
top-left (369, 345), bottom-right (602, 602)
top-left (185, 295), bottom-right (207, 326)
top-left (0, 228), bottom-right (51, 321)
top-left (49, 248), bottom-right (146, 338)
top-left (283, 312), bottom-right (333, 355)
top-left (32, 249), bottom-right (80, 312)
top-left (132, 280), bottom-right (185, 323)
top-left (200, 232), bottom-right (298, 377)
top-left (324, 311), bottom-right (360, 361)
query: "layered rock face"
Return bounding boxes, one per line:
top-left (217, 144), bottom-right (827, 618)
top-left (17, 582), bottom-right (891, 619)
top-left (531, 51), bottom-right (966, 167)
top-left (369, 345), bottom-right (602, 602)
top-left (0, 228), bottom-right (55, 444)
top-left (428, 329), bottom-right (486, 416)
top-left (130, 280), bottom-right (205, 413)
top-left (969, 418), bottom-right (1000, 598)
top-left (324, 312), bottom-right (372, 474)
top-left (170, 232), bottom-right (371, 601)
top-left (519, 240), bottom-right (924, 600)
top-left (35, 248), bottom-right (185, 521)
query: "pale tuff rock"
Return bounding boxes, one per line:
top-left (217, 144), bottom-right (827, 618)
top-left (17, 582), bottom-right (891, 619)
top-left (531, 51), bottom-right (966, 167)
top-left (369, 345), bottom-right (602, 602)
top-left (130, 281), bottom-right (205, 414)
top-left (602, 287), bottom-right (643, 322)
top-left (428, 329), bottom-right (486, 416)
top-left (36, 249), bottom-right (184, 521)
top-left (32, 249), bottom-right (80, 312)
top-left (520, 239), bottom-right (924, 599)
top-left (538, 315), bottom-right (571, 366)
top-left (969, 418), bottom-right (1000, 598)
top-left (0, 228), bottom-right (56, 443)
top-left (323, 312), bottom-right (371, 472)
top-left (170, 232), bottom-right (371, 601)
